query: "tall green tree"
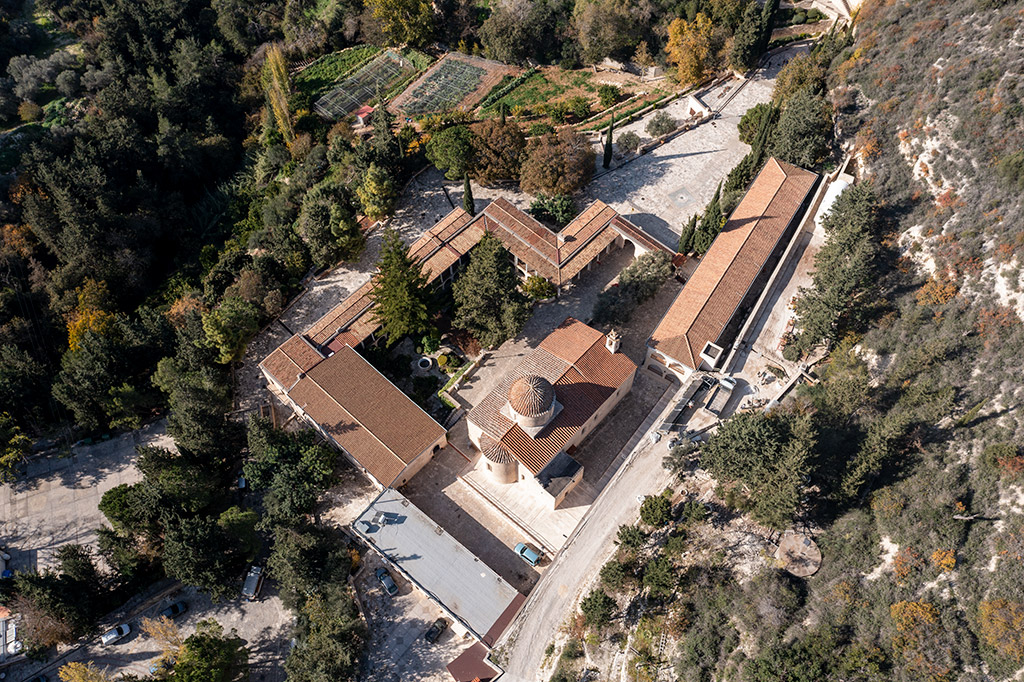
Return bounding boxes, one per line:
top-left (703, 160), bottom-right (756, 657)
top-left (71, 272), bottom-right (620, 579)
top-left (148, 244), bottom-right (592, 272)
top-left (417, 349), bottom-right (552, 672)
top-left (356, 163), bottom-right (398, 221)
top-left (603, 115), bottom-right (614, 169)
top-left (371, 229), bottom-right (433, 345)
top-left (791, 185), bottom-right (878, 352)
top-left (1, 412), bottom-right (31, 483)
top-left (365, 0), bottom-right (435, 47)
top-left (769, 88), bottom-right (832, 168)
top-left (463, 175), bottom-right (475, 215)
top-left (174, 619), bottom-right (249, 682)
top-left (202, 297), bottom-right (260, 364)
top-left (702, 411), bottom-right (816, 529)
top-left (425, 125), bottom-right (476, 180)
top-left (691, 182), bottom-right (725, 254)
top-left (453, 233), bottom-right (531, 348)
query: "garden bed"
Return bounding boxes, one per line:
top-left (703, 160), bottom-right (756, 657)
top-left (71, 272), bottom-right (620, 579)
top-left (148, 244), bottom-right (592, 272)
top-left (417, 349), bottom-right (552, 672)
top-left (313, 49), bottom-right (429, 120)
top-left (389, 53), bottom-right (519, 116)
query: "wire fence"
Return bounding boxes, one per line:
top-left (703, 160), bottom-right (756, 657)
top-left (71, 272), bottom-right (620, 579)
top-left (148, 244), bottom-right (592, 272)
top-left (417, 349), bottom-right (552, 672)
top-left (395, 58), bottom-right (486, 115)
top-left (314, 50), bottom-right (414, 120)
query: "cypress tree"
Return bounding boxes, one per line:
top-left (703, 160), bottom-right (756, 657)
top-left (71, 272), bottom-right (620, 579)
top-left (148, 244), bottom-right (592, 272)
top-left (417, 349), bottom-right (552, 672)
top-left (463, 174), bottom-right (475, 216)
top-left (453, 233), bottom-right (531, 348)
top-left (603, 115), bottom-right (615, 169)
top-left (371, 229), bottom-right (433, 346)
top-left (693, 183), bottom-right (724, 254)
top-left (678, 214), bottom-right (697, 253)
top-left (499, 101), bottom-right (508, 125)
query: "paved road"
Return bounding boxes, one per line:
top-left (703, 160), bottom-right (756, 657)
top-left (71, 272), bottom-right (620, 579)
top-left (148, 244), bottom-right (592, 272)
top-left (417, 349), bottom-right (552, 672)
top-left (494, 386), bottom-right (680, 681)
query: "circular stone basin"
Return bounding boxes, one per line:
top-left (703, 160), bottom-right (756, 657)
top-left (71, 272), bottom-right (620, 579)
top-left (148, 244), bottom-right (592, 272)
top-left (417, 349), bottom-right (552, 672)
top-left (417, 357), bottom-right (432, 370)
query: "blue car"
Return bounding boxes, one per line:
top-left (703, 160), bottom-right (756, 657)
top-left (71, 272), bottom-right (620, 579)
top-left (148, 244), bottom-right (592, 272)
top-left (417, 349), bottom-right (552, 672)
top-left (514, 542), bottom-right (542, 566)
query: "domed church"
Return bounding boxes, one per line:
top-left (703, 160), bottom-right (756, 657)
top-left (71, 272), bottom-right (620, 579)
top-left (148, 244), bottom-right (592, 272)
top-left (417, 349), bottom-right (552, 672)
top-left (467, 317), bottom-right (637, 508)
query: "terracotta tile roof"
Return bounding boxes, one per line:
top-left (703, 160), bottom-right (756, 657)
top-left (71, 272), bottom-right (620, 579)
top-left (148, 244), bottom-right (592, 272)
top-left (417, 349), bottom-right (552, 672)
top-left (539, 317), bottom-right (606, 364)
top-left (649, 158), bottom-right (818, 369)
top-left (481, 199), bottom-right (672, 286)
top-left (287, 345), bottom-right (446, 486)
top-left (307, 279), bottom-right (377, 347)
top-left (259, 334), bottom-right (325, 390)
top-left (469, 317), bottom-right (636, 475)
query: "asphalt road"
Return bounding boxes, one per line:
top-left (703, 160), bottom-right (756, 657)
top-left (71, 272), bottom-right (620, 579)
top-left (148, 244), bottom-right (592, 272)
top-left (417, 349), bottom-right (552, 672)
top-left (495, 385), bottom-right (680, 681)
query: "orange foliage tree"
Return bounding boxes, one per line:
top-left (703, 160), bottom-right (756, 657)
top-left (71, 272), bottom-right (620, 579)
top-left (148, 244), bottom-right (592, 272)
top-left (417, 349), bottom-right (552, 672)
top-left (66, 279), bottom-right (115, 352)
top-left (666, 13), bottom-right (715, 85)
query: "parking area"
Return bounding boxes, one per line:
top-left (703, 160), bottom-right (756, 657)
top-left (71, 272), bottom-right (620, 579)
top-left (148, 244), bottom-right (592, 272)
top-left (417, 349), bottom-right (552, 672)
top-left (9, 582), bottom-right (292, 682)
top-left (1, 420), bottom-right (169, 572)
top-left (354, 523), bottom-right (500, 682)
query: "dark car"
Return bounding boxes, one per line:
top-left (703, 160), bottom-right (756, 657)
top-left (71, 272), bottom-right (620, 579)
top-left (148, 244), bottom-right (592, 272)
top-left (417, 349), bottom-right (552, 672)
top-left (26, 676), bottom-right (49, 682)
top-left (376, 568), bottom-right (398, 597)
top-left (242, 565), bottom-right (265, 601)
top-left (424, 618), bottom-right (449, 643)
top-left (159, 600), bottom-right (188, 619)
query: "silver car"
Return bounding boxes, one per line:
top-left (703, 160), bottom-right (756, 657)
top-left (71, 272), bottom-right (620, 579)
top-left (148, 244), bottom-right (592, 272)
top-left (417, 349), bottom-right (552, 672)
top-left (101, 623), bottom-right (131, 645)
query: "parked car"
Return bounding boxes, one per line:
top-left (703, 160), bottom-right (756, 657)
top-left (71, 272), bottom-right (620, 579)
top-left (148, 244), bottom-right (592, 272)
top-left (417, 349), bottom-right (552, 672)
top-left (242, 566), bottom-right (264, 601)
top-left (376, 568), bottom-right (398, 597)
top-left (26, 676), bottom-right (49, 682)
top-left (101, 623), bottom-right (131, 645)
top-left (514, 542), bottom-right (542, 566)
top-left (159, 600), bottom-right (187, 619)
top-left (424, 618), bottom-right (449, 643)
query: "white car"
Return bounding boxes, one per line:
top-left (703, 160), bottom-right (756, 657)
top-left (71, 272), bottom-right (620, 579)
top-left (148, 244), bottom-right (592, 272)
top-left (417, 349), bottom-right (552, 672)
top-left (101, 623), bottom-right (131, 645)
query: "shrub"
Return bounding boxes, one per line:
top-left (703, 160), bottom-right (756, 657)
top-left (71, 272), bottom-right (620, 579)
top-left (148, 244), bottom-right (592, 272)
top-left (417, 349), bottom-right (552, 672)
top-left (598, 84), bottom-right (621, 108)
top-left (617, 130), bottom-right (641, 154)
top-left (548, 102), bottom-right (570, 124)
top-left (529, 122), bottom-right (554, 136)
top-left (522, 275), bottom-right (557, 300)
top-left (520, 129), bottom-right (595, 196)
top-left (437, 354), bottom-right (449, 367)
top-left (643, 556), bottom-right (676, 596)
top-left (640, 494), bottom-right (673, 527)
top-left (616, 524), bottom-right (647, 548)
top-left (665, 533), bottom-right (688, 557)
top-left (18, 100), bottom-right (42, 122)
top-left (580, 589), bottom-right (616, 628)
top-left (645, 110), bottom-right (677, 137)
top-left (567, 95), bottom-right (591, 120)
top-left (600, 560), bottom-right (627, 590)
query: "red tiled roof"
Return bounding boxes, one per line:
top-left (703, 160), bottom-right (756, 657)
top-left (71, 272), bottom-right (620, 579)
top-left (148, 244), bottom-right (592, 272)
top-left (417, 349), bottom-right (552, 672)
top-left (259, 334), bottom-right (325, 390)
top-left (447, 642), bottom-right (500, 682)
top-left (480, 199), bottom-right (672, 286)
top-left (286, 346), bottom-right (446, 486)
top-left (649, 158), bottom-right (817, 369)
top-left (468, 317), bottom-right (636, 475)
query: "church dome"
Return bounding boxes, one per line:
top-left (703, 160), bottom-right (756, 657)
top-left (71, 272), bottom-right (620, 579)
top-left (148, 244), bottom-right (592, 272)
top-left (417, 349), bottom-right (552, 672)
top-left (508, 375), bottom-right (555, 418)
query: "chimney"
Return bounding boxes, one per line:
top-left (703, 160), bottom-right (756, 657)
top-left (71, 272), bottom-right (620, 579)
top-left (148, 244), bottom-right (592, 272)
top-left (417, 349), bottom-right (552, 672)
top-left (606, 329), bottom-right (621, 354)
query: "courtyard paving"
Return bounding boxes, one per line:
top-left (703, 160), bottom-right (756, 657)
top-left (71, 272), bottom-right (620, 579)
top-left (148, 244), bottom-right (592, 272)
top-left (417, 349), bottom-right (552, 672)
top-left (0, 420), bottom-right (170, 572)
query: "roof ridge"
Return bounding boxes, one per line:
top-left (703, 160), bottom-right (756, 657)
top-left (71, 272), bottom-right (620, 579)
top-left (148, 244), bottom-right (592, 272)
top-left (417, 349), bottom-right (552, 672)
top-left (296, 368), bottom-right (406, 486)
top-left (681, 165), bottom-right (790, 360)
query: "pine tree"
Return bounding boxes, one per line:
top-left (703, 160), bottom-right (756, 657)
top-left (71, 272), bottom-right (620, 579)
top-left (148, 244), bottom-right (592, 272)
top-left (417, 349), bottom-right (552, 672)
top-left (453, 233), bottom-right (531, 348)
top-left (356, 163), bottom-right (398, 220)
top-left (463, 174), bottom-right (475, 216)
top-left (603, 115), bottom-right (614, 169)
top-left (371, 105), bottom-right (401, 174)
top-left (371, 229), bottom-right (433, 345)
